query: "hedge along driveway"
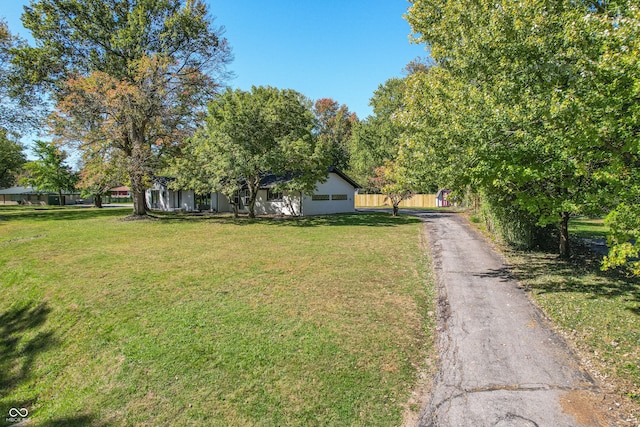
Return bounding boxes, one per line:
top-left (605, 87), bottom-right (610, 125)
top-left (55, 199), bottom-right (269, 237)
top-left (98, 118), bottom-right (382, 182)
top-left (0, 207), bottom-right (435, 426)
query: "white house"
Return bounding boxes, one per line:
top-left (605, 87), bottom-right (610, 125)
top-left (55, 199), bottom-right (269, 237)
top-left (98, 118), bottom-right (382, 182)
top-left (146, 167), bottom-right (360, 216)
top-left (147, 177), bottom-right (195, 211)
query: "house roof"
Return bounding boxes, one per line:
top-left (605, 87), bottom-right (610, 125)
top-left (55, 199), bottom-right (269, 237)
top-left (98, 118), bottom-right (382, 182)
top-left (328, 166), bottom-right (361, 189)
top-left (153, 176), bottom-right (175, 187)
top-left (152, 167), bottom-right (361, 191)
top-left (435, 189), bottom-right (451, 198)
top-left (258, 167), bottom-right (360, 190)
top-left (0, 186), bottom-right (40, 195)
top-left (259, 172), bottom-right (297, 188)
top-left (110, 186), bottom-right (130, 192)
top-left (0, 186), bottom-right (79, 195)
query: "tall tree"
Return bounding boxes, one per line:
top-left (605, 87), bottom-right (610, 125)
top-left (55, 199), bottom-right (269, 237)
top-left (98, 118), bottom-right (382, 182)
top-left (171, 86), bottom-right (331, 218)
top-left (0, 128), bottom-right (26, 188)
top-left (349, 77), bottom-right (437, 193)
top-left (15, 0), bottom-right (232, 216)
top-left (313, 98), bottom-right (357, 170)
top-left (0, 19), bottom-right (43, 133)
top-left (23, 141), bottom-right (77, 206)
top-left (403, 0), bottom-right (634, 257)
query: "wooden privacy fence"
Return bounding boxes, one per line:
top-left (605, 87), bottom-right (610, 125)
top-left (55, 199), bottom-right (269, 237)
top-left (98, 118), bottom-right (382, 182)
top-left (355, 194), bottom-right (437, 208)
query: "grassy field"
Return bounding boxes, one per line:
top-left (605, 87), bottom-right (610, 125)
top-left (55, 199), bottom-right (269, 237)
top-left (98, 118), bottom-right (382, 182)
top-left (569, 217), bottom-right (609, 239)
top-left (0, 206), bottom-right (434, 426)
top-left (501, 217), bottom-right (640, 421)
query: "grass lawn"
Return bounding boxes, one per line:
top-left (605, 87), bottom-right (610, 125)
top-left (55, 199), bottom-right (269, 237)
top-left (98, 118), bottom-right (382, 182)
top-left (0, 206), bottom-right (434, 426)
top-left (499, 217), bottom-right (640, 421)
top-left (569, 217), bottom-right (609, 239)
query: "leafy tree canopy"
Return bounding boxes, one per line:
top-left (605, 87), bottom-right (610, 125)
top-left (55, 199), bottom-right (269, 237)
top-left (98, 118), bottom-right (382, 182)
top-left (349, 76), bottom-right (436, 193)
top-left (404, 0), bottom-right (640, 259)
top-left (0, 19), bottom-right (43, 132)
top-left (15, 0), bottom-right (233, 215)
top-left (171, 86), bottom-right (331, 218)
top-left (22, 140), bottom-right (77, 205)
top-left (313, 98), bottom-right (357, 171)
top-left (0, 128), bottom-right (26, 188)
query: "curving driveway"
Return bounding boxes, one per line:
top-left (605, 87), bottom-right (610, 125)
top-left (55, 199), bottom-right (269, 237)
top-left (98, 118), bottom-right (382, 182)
top-left (394, 210), bottom-right (610, 426)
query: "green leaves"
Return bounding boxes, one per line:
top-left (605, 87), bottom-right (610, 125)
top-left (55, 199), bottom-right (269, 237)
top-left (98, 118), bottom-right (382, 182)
top-left (603, 203), bottom-right (640, 275)
top-left (404, 0), bottom-right (640, 259)
top-left (19, 0), bottom-right (233, 215)
top-left (171, 86), bottom-right (331, 218)
top-left (22, 141), bottom-right (78, 201)
top-left (313, 98), bottom-right (357, 171)
top-left (0, 128), bottom-right (26, 188)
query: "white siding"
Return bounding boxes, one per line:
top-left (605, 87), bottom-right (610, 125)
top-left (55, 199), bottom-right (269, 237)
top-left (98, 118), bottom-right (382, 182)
top-left (301, 173), bottom-right (356, 216)
top-left (146, 184), bottom-right (195, 211)
top-left (253, 190), bottom-right (302, 216)
top-left (214, 192), bottom-right (230, 213)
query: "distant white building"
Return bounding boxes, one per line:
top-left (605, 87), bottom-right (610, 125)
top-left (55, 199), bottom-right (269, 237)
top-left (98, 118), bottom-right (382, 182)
top-left (146, 167), bottom-right (360, 216)
top-left (0, 186), bottom-right (85, 205)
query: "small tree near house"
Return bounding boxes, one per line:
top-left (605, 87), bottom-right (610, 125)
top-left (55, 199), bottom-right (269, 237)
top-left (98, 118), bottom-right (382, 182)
top-left (371, 161), bottom-right (413, 217)
top-left (23, 141), bottom-right (78, 206)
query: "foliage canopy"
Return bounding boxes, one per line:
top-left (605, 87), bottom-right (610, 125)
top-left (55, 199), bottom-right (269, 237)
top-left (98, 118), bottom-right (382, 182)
top-left (16, 0), bottom-right (233, 215)
top-left (404, 0), bottom-right (640, 261)
top-left (171, 86), bottom-right (332, 218)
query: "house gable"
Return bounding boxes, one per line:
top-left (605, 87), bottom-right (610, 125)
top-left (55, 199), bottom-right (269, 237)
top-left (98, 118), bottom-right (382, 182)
top-left (301, 171), bottom-right (357, 216)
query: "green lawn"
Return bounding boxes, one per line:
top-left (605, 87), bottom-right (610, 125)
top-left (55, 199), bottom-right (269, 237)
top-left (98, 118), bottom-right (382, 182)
top-left (569, 217), bottom-right (609, 239)
top-left (0, 207), bottom-right (434, 426)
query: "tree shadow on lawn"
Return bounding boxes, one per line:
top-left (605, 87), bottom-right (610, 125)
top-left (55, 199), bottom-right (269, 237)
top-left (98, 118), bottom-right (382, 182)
top-left (37, 414), bottom-right (106, 427)
top-left (509, 245), bottom-right (640, 316)
top-left (0, 302), bottom-right (59, 426)
top-left (0, 207), bottom-right (130, 223)
top-left (0, 412), bottom-right (102, 427)
top-left (148, 211), bottom-right (423, 227)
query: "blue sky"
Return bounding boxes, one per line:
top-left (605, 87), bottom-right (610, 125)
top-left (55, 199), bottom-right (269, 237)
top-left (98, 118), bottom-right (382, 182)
top-left (3, 0), bottom-right (428, 119)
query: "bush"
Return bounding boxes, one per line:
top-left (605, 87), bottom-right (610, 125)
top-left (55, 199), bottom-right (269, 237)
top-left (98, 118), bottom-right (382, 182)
top-left (476, 192), bottom-right (556, 250)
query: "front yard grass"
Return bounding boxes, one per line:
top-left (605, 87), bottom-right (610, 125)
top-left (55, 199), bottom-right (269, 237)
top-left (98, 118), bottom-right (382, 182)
top-left (0, 207), bottom-right (434, 426)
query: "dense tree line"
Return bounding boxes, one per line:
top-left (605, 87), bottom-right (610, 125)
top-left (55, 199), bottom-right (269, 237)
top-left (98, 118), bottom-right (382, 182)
top-left (397, 0), bottom-right (640, 266)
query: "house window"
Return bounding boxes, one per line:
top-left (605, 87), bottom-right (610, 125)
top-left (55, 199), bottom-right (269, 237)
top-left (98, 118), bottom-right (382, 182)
top-left (233, 190), bottom-right (248, 208)
top-left (332, 194), bottom-right (348, 201)
top-left (195, 193), bottom-right (211, 210)
top-left (311, 194), bottom-right (330, 201)
top-left (150, 190), bottom-right (160, 205)
top-left (267, 188), bottom-right (283, 201)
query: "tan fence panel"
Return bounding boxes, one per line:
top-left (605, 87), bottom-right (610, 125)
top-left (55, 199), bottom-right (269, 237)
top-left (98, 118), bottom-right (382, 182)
top-left (355, 194), bottom-right (437, 208)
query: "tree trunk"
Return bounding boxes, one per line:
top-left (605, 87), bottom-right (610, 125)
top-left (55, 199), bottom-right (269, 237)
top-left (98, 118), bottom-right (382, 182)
top-left (247, 180), bottom-right (259, 219)
top-left (392, 204), bottom-right (399, 217)
top-left (94, 194), bottom-right (103, 208)
top-left (58, 190), bottom-right (64, 206)
top-left (128, 128), bottom-right (149, 216)
top-left (132, 188), bottom-right (146, 216)
top-left (559, 211), bottom-right (570, 259)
